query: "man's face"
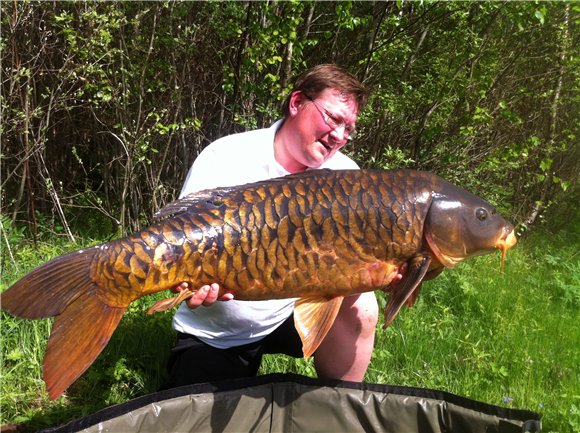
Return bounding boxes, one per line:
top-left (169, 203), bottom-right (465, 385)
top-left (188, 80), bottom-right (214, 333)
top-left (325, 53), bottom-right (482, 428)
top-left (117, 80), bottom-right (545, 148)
top-left (284, 87), bottom-right (359, 171)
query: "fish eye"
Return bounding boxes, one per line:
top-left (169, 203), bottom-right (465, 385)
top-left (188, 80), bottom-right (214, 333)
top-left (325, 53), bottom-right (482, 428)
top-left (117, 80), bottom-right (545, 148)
top-left (209, 195), bottom-right (224, 207)
top-left (476, 208), bottom-right (488, 221)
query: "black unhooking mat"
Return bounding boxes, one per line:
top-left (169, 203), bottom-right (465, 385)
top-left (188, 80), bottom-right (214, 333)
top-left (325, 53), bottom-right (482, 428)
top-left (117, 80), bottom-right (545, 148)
top-left (41, 373), bottom-right (541, 433)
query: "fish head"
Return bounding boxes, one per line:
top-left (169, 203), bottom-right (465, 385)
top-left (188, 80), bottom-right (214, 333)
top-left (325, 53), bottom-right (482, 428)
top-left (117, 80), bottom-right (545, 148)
top-left (423, 186), bottom-right (517, 270)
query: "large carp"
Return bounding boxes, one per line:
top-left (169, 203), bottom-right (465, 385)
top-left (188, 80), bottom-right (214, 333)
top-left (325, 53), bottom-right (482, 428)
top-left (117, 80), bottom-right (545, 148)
top-left (1, 169), bottom-right (516, 400)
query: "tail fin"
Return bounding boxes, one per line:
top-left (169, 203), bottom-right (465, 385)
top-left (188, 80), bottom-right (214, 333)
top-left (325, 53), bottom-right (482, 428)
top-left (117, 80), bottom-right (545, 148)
top-left (44, 291), bottom-right (125, 399)
top-left (1, 247), bottom-right (127, 399)
top-left (1, 248), bottom-right (101, 318)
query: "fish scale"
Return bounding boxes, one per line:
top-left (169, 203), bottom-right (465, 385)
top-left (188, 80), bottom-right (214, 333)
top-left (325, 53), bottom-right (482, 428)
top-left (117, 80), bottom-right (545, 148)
top-left (100, 171), bottom-right (396, 298)
top-left (1, 168), bottom-right (517, 400)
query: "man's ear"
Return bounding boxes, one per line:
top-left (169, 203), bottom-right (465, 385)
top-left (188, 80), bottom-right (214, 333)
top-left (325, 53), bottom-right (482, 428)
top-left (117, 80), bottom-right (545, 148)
top-left (288, 91), bottom-right (307, 118)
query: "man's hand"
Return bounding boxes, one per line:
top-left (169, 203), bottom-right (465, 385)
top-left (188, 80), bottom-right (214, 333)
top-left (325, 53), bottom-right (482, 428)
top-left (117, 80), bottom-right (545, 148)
top-left (171, 282), bottom-right (234, 309)
top-left (392, 262), bottom-right (407, 284)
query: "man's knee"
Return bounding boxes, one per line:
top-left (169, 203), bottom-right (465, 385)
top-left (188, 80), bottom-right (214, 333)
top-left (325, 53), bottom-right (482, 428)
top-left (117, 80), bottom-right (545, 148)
top-left (339, 292), bottom-right (379, 336)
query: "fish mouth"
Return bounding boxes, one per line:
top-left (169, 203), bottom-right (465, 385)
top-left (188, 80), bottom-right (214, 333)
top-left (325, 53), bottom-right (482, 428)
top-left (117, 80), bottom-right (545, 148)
top-left (495, 229), bottom-right (517, 273)
top-left (425, 226), bottom-right (518, 272)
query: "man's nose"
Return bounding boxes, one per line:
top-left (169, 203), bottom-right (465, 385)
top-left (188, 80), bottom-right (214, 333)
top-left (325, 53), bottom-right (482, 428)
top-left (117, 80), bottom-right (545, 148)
top-left (328, 124), bottom-right (349, 142)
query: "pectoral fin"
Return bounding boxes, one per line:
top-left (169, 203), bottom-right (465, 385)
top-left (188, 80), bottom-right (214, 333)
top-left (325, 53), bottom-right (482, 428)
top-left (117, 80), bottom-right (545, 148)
top-left (383, 255), bottom-right (431, 329)
top-left (294, 296), bottom-right (344, 358)
top-left (403, 266), bottom-right (445, 308)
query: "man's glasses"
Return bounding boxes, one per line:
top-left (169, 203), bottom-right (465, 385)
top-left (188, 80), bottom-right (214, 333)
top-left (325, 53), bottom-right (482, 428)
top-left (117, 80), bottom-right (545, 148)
top-left (305, 95), bottom-right (357, 140)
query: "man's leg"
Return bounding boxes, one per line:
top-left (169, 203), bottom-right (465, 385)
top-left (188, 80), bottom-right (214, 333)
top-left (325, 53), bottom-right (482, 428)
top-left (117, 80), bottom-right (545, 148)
top-left (313, 292), bottom-right (379, 381)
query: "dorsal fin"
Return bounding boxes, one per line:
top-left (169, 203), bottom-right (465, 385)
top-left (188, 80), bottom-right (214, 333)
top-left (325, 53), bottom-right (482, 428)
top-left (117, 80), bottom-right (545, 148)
top-left (154, 188), bottom-right (233, 220)
top-left (154, 169), bottom-right (342, 220)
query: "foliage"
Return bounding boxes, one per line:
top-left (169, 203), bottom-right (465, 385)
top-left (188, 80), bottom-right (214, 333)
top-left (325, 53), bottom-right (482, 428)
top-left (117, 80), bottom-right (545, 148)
top-left (1, 1), bottom-right (577, 237)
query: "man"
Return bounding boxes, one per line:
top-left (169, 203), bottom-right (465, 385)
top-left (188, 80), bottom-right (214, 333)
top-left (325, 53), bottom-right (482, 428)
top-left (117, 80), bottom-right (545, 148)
top-left (166, 64), bottom-right (393, 388)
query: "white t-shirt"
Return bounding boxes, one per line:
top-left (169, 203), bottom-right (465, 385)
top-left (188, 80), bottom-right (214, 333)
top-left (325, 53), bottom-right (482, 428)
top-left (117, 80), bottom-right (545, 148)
top-left (172, 120), bottom-right (359, 348)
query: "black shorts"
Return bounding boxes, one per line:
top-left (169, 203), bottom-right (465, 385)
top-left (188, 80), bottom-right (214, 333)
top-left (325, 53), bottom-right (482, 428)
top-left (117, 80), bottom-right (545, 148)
top-left (164, 313), bottom-right (303, 389)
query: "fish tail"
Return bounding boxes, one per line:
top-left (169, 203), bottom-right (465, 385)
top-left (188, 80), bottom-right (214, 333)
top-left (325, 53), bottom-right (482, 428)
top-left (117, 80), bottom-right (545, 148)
top-left (1, 247), bottom-right (127, 399)
top-left (1, 248), bottom-right (102, 318)
top-left (44, 290), bottom-right (125, 399)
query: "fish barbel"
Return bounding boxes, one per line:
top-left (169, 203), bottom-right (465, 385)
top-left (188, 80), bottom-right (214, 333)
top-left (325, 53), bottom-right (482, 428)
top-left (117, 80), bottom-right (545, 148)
top-left (0, 169), bottom-right (516, 399)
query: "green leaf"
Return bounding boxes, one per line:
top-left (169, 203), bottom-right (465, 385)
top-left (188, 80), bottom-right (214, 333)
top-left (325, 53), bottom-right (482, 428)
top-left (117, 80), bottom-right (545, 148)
top-left (540, 158), bottom-right (553, 172)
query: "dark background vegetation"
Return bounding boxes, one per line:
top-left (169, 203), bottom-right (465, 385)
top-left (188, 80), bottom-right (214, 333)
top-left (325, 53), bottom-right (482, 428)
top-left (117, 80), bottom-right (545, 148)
top-left (1, 1), bottom-right (578, 241)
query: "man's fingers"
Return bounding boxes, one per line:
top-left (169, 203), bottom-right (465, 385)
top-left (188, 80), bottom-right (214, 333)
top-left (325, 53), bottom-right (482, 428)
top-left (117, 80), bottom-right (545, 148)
top-left (182, 283), bottom-right (234, 309)
top-left (170, 282), bottom-right (189, 294)
top-left (393, 262), bottom-right (409, 283)
top-left (219, 292), bottom-right (235, 301)
top-left (186, 285), bottom-right (210, 309)
top-left (201, 283), bottom-right (220, 306)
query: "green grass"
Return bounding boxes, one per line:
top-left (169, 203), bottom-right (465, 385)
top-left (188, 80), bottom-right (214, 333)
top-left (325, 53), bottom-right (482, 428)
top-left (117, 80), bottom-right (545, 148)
top-left (1, 224), bottom-right (579, 432)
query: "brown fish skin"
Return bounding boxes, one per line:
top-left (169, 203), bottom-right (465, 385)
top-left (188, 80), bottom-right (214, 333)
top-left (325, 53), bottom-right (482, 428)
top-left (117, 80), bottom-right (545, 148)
top-left (0, 169), bottom-right (516, 400)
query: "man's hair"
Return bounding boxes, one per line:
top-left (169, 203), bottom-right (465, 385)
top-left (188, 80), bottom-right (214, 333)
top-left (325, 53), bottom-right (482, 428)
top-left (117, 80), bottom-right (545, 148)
top-left (281, 64), bottom-right (367, 117)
